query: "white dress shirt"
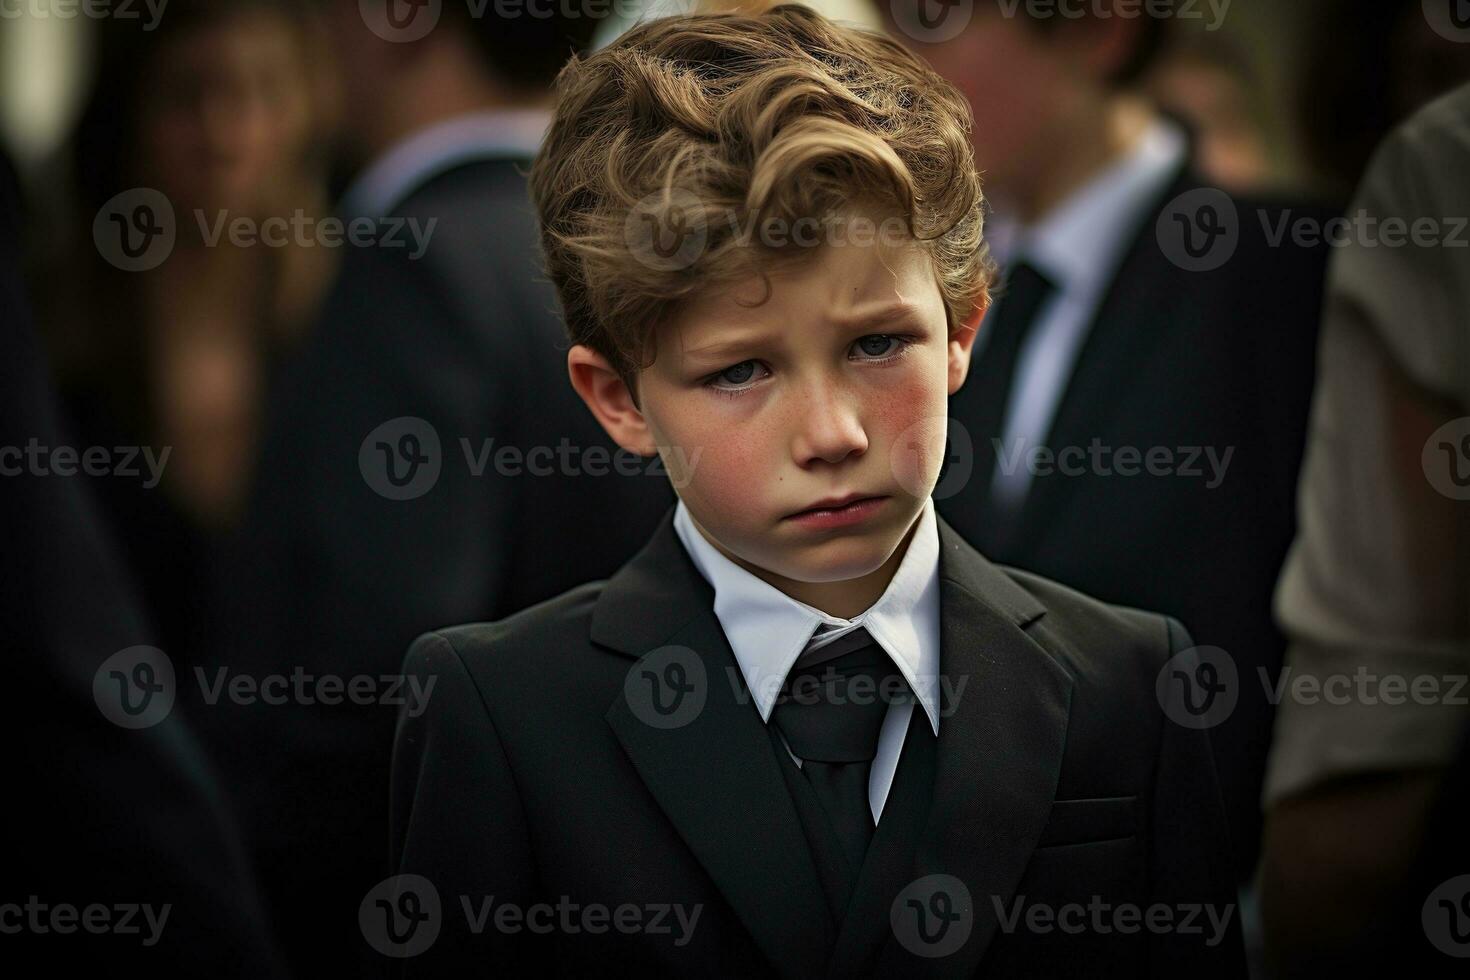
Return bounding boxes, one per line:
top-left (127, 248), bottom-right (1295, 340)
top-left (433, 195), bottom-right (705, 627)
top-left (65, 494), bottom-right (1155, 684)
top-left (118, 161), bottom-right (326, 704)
top-left (339, 107), bottom-right (553, 219)
top-left (983, 118), bottom-right (1189, 508)
top-left (671, 497), bottom-right (942, 823)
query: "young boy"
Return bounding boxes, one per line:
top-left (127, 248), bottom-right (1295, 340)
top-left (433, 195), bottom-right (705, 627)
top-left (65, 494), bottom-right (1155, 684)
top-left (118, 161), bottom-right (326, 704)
top-left (385, 6), bottom-right (1243, 977)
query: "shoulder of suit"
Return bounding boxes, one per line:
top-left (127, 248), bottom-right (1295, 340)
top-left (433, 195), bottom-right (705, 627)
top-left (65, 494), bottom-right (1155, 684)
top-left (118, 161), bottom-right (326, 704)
top-left (394, 160), bottom-right (534, 222)
top-left (421, 579), bottom-right (606, 667)
top-left (994, 565), bottom-right (1180, 680)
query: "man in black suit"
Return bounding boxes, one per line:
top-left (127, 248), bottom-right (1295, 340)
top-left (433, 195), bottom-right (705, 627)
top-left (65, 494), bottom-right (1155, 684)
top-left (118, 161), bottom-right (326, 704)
top-left (388, 8), bottom-right (1243, 976)
top-left (211, 4), bottom-right (670, 972)
top-left (0, 156), bottom-right (284, 975)
top-left (879, 1), bottom-right (1332, 881)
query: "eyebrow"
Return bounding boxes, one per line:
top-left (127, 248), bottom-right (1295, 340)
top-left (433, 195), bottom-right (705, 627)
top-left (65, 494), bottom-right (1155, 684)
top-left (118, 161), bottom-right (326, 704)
top-left (834, 303), bottom-right (926, 333)
top-left (680, 304), bottom-right (926, 364)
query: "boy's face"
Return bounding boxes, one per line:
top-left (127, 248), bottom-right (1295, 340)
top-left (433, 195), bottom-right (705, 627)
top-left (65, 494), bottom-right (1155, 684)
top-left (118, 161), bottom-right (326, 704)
top-left (612, 232), bottom-right (978, 590)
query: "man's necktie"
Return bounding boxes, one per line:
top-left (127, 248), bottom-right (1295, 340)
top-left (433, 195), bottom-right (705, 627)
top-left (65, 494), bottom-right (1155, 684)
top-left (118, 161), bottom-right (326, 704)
top-left (769, 626), bottom-right (903, 875)
top-left (960, 260), bottom-right (1058, 552)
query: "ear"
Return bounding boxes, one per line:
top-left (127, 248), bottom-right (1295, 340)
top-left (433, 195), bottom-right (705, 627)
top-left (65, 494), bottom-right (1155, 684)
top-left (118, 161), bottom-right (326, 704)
top-left (947, 299), bottom-right (988, 396)
top-left (567, 345), bottom-right (657, 456)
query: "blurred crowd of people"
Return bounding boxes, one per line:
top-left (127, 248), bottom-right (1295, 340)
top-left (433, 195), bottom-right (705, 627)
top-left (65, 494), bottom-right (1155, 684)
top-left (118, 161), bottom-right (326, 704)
top-left (2, 0), bottom-right (1468, 976)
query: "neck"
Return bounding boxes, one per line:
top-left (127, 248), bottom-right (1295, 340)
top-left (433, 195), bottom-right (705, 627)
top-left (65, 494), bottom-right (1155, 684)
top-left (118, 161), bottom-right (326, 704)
top-left (1010, 95), bottom-right (1155, 225)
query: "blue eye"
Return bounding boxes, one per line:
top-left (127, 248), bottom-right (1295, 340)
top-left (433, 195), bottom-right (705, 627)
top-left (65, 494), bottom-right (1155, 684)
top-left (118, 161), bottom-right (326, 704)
top-left (718, 361), bottom-right (758, 385)
top-left (704, 359), bottom-right (769, 395)
top-left (854, 335), bottom-right (902, 358)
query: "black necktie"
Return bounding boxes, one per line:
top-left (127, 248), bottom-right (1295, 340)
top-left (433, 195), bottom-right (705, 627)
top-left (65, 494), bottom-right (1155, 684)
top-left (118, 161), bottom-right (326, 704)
top-left (957, 260), bottom-right (1057, 552)
top-left (770, 627), bottom-right (903, 876)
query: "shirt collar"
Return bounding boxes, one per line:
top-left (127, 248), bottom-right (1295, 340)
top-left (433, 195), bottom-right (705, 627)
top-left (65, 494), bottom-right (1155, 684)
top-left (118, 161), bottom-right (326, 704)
top-left (340, 107), bottom-right (552, 219)
top-left (988, 117), bottom-right (1189, 291)
top-left (672, 497), bottom-right (942, 734)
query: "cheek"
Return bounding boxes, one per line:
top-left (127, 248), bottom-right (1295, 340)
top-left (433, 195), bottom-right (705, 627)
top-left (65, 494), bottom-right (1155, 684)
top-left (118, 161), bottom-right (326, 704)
top-left (875, 358), bottom-right (951, 498)
top-left (654, 397), bottom-right (778, 520)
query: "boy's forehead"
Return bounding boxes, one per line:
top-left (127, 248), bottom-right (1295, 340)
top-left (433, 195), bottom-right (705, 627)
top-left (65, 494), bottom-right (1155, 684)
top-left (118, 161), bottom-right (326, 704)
top-left (676, 238), bottom-right (942, 338)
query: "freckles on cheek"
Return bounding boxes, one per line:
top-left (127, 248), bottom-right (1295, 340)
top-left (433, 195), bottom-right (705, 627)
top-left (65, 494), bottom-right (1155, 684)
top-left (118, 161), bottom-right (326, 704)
top-left (657, 395), bottom-right (772, 520)
top-left (869, 370), bottom-right (943, 436)
top-left (690, 435), bottom-right (769, 520)
top-left (874, 369), bottom-right (949, 498)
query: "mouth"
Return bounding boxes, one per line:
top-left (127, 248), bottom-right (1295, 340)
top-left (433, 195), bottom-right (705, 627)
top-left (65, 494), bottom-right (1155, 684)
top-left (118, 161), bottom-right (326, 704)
top-left (782, 494), bottom-right (891, 527)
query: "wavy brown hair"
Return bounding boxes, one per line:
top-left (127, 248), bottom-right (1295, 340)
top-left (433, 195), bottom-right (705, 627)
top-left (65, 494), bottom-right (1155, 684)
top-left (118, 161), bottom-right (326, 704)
top-left (529, 3), bottom-right (993, 385)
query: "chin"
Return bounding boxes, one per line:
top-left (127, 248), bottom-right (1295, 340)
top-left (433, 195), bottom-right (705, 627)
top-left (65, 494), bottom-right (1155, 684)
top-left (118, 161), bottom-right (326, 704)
top-left (776, 534), bottom-right (903, 585)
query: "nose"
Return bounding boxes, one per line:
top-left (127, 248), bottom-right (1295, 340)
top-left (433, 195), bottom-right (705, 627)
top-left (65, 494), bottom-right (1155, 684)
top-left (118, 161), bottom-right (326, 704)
top-left (789, 374), bottom-right (868, 467)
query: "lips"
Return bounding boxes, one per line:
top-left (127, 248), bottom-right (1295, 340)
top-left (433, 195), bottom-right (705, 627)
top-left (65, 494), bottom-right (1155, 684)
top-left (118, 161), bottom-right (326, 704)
top-left (784, 493), bottom-right (885, 519)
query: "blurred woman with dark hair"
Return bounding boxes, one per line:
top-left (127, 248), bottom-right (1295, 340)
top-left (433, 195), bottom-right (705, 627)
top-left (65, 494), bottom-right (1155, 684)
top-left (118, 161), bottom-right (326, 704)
top-left (40, 0), bottom-right (337, 657)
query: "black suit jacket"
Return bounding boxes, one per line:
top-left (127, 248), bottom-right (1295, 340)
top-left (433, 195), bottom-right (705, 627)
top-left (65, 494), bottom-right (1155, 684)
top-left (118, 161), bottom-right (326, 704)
top-left (209, 157), bottom-right (672, 973)
top-left (941, 165), bottom-right (1334, 879)
top-left (388, 509), bottom-right (1245, 978)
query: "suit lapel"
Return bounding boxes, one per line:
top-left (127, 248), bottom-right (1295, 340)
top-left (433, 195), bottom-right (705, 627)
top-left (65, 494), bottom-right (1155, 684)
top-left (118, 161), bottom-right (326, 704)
top-left (597, 510), bottom-right (835, 980)
top-left (594, 509), bottom-right (1074, 978)
top-left (872, 518), bottom-right (1074, 977)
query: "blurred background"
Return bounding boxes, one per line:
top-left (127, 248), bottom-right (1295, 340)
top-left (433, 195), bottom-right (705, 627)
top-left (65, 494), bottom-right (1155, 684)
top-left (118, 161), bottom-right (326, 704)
top-left (2, 1), bottom-right (1467, 977)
